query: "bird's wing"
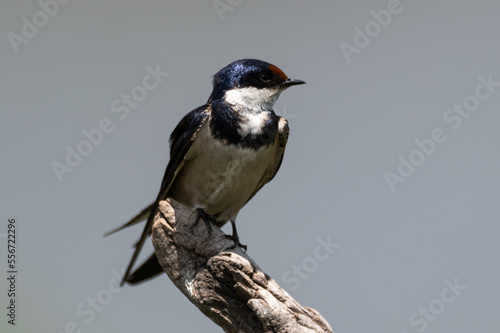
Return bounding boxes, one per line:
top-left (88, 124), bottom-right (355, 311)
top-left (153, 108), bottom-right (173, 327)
top-left (245, 116), bottom-right (290, 205)
top-left (120, 105), bottom-right (210, 285)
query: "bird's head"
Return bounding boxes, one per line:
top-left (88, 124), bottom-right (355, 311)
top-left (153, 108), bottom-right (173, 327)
top-left (209, 59), bottom-right (305, 111)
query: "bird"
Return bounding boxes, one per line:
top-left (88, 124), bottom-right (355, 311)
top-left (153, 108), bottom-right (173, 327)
top-left (106, 59), bottom-right (306, 286)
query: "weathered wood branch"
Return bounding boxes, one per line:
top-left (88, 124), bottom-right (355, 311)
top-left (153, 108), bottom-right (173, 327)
top-left (151, 198), bottom-right (333, 333)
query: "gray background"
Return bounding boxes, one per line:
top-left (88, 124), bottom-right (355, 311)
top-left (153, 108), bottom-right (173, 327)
top-left (1, 0), bottom-right (499, 332)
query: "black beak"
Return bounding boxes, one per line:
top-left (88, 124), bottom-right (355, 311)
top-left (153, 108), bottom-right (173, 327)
top-left (281, 78), bottom-right (306, 88)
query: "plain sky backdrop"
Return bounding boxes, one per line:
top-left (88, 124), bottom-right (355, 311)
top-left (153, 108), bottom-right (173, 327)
top-left (1, 0), bottom-right (499, 332)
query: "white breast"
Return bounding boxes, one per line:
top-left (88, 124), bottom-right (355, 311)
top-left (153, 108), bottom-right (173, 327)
top-left (169, 124), bottom-right (279, 224)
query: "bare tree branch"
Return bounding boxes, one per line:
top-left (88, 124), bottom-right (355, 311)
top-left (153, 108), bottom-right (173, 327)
top-left (151, 198), bottom-right (333, 333)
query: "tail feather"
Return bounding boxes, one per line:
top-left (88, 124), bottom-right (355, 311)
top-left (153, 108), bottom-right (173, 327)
top-left (105, 202), bottom-right (160, 286)
top-left (124, 253), bottom-right (164, 285)
top-left (103, 203), bottom-right (154, 237)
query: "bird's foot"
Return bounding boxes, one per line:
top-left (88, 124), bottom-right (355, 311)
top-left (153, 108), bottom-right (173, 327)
top-left (191, 208), bottom-right (217, 236)
top-left (224, 220), bottom-right (247, 252)
top-left (224, 234), bottom-right (247, 252)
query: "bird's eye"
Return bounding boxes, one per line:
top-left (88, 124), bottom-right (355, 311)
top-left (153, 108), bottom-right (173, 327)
top-left (259, 72), bottom-right (271, 82)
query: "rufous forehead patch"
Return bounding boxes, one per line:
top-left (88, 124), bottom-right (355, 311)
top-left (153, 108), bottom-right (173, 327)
top-left (268, 64), bottom-right (288, 80)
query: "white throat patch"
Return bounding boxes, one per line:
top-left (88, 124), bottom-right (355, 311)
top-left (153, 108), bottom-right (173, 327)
top-left (237, 111), bottom-right (270, 136)
top-left (224, 86), bottom-right (281, 112)
top-left (224, 86), bottom-right (281, 137)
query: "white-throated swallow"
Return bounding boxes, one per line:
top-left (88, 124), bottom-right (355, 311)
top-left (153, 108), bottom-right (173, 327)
top-left (106, 59), bottom-right (305, 286)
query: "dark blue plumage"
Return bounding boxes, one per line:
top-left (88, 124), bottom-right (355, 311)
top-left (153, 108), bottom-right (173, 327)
top-left (210, 59), bottom-right (276, 100)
